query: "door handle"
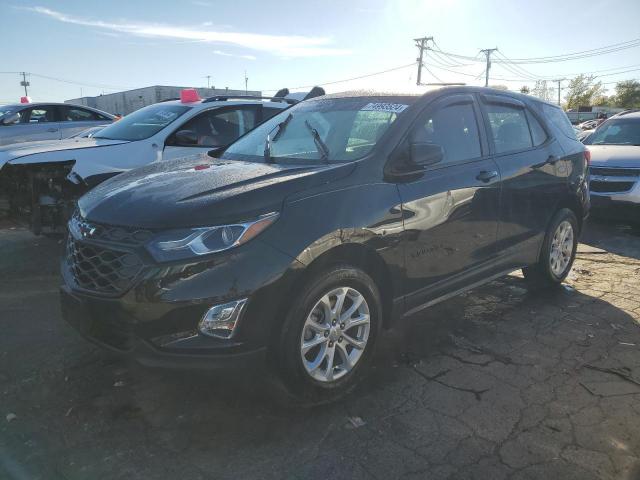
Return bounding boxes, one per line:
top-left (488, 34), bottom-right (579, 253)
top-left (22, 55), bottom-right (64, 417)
top-left (476, 170), bottom-right (499, 183)
top-left (47, 127), bottom-right (58, 132)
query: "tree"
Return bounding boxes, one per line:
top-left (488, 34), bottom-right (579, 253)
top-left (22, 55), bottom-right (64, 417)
top-left (520, 86), bottom-right (531, 95)
top-left (564, 75), bottom-right (605, 109)
top-left (531, 80), bottom-right (555, 102)
top-left (614, 80), bottom-right (640, 109)
top-left (593, 95), bottom-right (611, 107)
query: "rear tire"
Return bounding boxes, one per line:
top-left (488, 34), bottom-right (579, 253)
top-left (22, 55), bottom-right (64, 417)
top-left (273, 265), bottom-right (382, 406)
top-left (523, 208), bottom-right (578, 288)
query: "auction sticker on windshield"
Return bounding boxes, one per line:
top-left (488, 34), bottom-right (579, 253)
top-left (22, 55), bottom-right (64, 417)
top-left (361, 103), bottom-right (409, 114)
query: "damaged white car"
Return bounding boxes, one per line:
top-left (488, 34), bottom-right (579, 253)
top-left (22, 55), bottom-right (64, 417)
top-left (0, 87), bottom-right (324, 234)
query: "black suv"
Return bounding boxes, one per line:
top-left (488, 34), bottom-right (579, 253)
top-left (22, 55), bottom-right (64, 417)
top-left (61, 88), bottom-right (589, 403)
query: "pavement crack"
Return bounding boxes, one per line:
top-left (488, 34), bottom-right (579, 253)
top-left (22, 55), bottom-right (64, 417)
top-left (410, 365), bottom-right (489, 401)
top-left (583, 364), bottom-right (640, 387)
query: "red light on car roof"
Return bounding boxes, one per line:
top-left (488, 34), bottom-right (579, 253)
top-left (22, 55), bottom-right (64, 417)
top-left (180, 89), bottom-right (201, 103)
top-left (20, 96), bottom-right (31, 104)
top-left (194, 164), bottom-right (210, 171)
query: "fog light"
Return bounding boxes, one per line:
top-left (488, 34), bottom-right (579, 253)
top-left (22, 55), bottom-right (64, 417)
top-left (199, 299), bottom-right (247, 339)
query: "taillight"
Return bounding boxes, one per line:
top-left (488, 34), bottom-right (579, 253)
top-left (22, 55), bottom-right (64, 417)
top-left (583, 149), bottom-right (591, 165)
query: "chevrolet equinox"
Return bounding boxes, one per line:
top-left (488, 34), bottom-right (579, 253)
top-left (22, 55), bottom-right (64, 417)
top-left (61, 88), bottom-right (590, 403)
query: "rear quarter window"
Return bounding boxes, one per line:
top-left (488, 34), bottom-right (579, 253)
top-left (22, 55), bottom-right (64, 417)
top-left (542, 104), bottom-right (577, 140)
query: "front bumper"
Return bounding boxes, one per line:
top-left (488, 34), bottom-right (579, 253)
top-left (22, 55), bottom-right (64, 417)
top-left (590, 171), bottom-right (640, 206)
top-left (60, 236), bottom-right (302, 368)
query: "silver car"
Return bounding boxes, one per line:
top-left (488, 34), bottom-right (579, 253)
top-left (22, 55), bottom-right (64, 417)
top-left (0, 103), bottom-right (114, 146)
top-left (585, 111), bottom-right (640, 217)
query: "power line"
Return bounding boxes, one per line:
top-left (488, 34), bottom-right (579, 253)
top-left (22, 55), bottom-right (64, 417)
top-left (262, 63), bottom-right (417, 92)
top-left (0, 71), bottom-right (131, 91)
top-left (432, 38), bottom-right (640, 65)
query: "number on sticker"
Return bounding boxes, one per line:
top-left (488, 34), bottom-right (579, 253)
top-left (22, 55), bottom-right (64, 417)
top-left (361, 103), bottom-right (409, 114)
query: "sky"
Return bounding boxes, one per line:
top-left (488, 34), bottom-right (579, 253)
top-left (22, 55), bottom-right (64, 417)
top-left (1, 0), bottom-right (639, 104)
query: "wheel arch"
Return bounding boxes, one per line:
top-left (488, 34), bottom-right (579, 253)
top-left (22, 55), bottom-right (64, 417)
top-left (273, 241), bottom-right (398, 342)
top-left (554, 193), bottom-right (585, 233)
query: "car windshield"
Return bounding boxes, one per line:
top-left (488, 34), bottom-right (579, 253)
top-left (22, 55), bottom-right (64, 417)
top-left (93, 104), bottom-right (190, 141)
top-left (222, 97), bottom-right (413, 164)
top-left (588, 119), bottom-right (640, 146)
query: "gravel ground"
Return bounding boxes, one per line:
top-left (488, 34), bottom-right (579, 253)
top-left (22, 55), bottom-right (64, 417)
top-left (0, 218), bottom-right (639, 480)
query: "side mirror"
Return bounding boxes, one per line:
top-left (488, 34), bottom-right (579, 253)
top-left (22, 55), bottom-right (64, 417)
top-left (174, 129), bottom-right (198, 146)
top-left (410, 142), bottom-right (444, 167)
top-left (2, 113), bottom-right (20, 125)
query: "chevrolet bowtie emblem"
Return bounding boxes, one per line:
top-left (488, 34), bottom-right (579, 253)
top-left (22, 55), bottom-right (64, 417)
top-left (79, 222), bottom-right (97, 238)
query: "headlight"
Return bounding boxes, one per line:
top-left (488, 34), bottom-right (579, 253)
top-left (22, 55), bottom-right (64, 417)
top-left (146, 212), bottom-right (279, 262)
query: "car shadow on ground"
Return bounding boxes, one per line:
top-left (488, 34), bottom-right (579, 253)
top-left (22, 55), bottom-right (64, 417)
top-left (581, 215), bottom-right (640, 260)
top-left (20, 273), bottom-right (635, 479)
top-left (2, 221), bottom-right (640, 479)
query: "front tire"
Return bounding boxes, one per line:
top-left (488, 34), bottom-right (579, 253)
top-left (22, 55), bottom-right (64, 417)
top-left (523, 208), bottom-right (578, 288)
top-left (274, 265), bottom-right (382, 405)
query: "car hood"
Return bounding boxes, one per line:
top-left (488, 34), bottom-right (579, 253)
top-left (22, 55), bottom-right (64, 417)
top-left (79, 155), bottom-right (355, 229)
top-left (588, 145), bottom-right (640, 168)
top-left (0, 137), bottom-right (130, 169)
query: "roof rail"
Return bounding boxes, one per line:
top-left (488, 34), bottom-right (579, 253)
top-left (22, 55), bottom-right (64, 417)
top-left (615, 109), bottom-right (640, 117)
top-left (202, 95), bottom-right (297, 104)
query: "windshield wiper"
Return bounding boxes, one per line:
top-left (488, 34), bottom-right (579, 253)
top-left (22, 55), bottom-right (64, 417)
top-left (264, 113), bottom-right (293, 163)
top-left (304, 120), bottom-right (330, 163)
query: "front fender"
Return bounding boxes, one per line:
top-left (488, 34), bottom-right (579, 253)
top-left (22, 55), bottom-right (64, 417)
top-left (259, 182), bottom-right (406, 298)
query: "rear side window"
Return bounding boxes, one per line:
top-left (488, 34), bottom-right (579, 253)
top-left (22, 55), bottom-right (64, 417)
top-left (413, 103), bottom-right (481, 164)
top-left (526, 110), bottom-right (548, 146)
top-left (542, 104), bottom-right (577, 140)
top-left (62, 107), bottom-right (98, 122)
top-left (486, 104), bottom-right (532, 154)
top-left (175, 107), bottom-right (258, 147)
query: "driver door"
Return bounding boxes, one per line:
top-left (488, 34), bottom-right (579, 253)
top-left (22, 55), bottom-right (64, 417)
top-left (163, 105), bottom-right (259, 161)
top-left (396, 94), bottom-right (502, 313)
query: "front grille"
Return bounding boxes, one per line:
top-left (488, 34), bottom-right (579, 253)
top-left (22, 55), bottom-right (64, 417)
top-left (70, 210), bottom-right (153, 247)
top-left (66, 237), bottom-right (143, 296)
top-left (590, 167), bottom-right (640, 177)
top-left (590, 181), bottom-right (635, 193)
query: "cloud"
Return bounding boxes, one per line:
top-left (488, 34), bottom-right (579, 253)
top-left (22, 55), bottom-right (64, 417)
top-left (24, 6), bottom-right (351, 57)
top-left (213, 50), bottom-right (256, 60)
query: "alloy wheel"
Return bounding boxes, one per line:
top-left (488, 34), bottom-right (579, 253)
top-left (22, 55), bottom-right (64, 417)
top-left (300, 287), bottom-right (371, 383)
top-left (549, 220), bottom-right (574, 277)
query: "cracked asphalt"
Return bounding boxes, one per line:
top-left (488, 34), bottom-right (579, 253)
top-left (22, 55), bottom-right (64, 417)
top-left (1, 217), bottom-right (639, 480)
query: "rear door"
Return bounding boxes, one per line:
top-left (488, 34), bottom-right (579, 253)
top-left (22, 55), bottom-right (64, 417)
top-left (163, 104), bottom-right (260, 161)
top-left (58, 106), bottom-right (111, 138)
top-left (396, 94), bottom-right (502, 313)
top-left (478, 94), bottom-right (567, 265)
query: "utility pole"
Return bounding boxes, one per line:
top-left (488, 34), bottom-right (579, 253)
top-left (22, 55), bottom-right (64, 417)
top-left (480, 48), bottom-right (498, 87)
top-left (414, 36), bottom-right (433, 86)
top-left (552, 78), bottom-right (565, 106)
top-left (20, 72), bottom-right (30, 96)
top-left (244, 71), bottom-right (248, 94)
top-left (205, 75), bottom-right (212, 89)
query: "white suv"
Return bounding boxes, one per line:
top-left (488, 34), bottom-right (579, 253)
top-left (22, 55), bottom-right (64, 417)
top-left (0, 87), bottom-right (325, 234)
